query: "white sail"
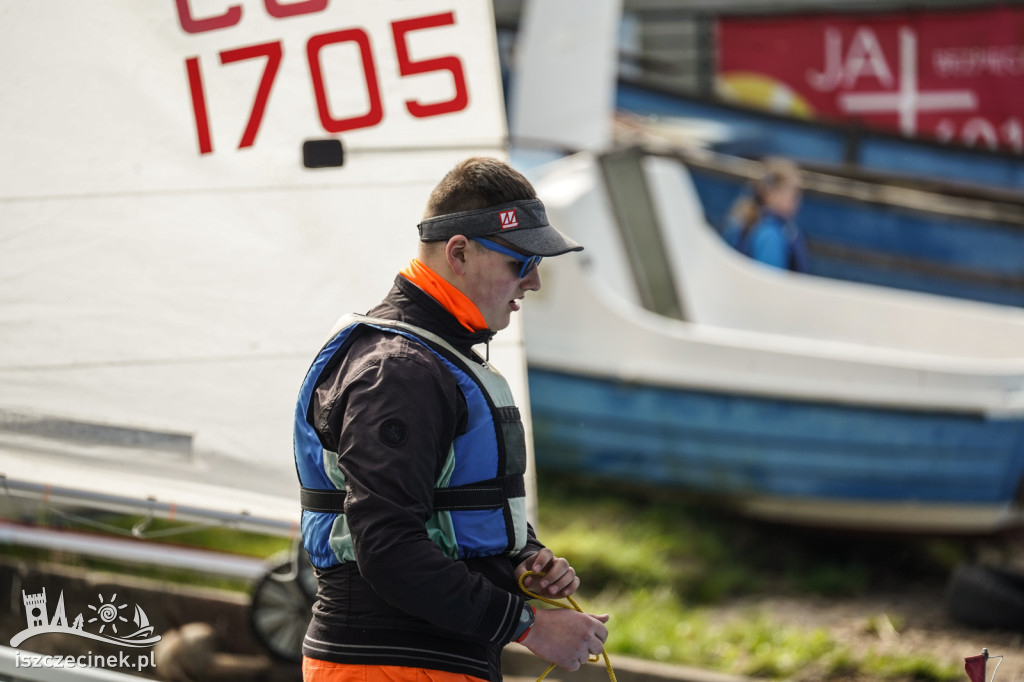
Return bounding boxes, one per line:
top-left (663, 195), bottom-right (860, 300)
top-left (0, 2), bottom-right (522, 534)
top-left (509, 0), bottom-right (622, 153)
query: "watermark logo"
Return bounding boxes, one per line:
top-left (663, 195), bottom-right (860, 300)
top-left (12, 587), bottom-right (162, 648)
top-left (10, 587), bottom-right (161, 672)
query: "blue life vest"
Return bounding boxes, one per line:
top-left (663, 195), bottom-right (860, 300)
top-left (294, 314), bottom-right (528, 569)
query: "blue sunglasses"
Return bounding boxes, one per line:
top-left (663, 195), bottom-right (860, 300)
top-left (473, 238), bottom-right (542, 278)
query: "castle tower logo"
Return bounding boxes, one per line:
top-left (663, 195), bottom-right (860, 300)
top-left (11, 587), bottom-right (162, 649)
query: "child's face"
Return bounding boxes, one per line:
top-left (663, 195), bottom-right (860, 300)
top-left (764, 182), bottom-right (802, 218)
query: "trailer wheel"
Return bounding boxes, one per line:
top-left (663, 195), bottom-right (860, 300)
top-left (249, 547), bottom-right (316, 662)
top-left (945, 562), bottom-right (1024, 631)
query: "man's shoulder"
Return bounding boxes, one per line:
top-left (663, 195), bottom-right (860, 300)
top-left (316, 323), bottom-right (462, 413)
top-left (344, 323), bottom-right (450, 373)
top-left (335, 323), bottom-right (478, 406)
top-left (310, 321), bottom-right (466, 448)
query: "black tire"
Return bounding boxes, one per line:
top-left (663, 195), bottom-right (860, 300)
top-left (248, 547), bottom-right (317, 663)
top-left (945, 562), bottom-right (1024, 631)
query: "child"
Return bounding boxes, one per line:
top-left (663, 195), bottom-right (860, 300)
top-left (722, 157), bottom-right (809, 273)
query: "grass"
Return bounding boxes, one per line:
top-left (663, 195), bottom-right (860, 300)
top-left (534, 475), bottom-right (967, 681)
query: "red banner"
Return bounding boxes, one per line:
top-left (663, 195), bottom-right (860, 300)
top-left (717, 6), bottom-right (1024, 153)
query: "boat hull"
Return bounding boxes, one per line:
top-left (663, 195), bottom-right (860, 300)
top-left (529, 367), bottom-right (1024, 534)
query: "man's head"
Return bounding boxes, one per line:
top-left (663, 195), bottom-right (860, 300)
top-left (416, 157), bottom-right (583, 331)
top-left (419, 157), bottom-right (583, 258)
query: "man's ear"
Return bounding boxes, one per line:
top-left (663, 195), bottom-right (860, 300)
top-left (445, 235), bottom-right (471, 276)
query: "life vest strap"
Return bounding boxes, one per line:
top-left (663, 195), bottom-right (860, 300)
top-left (300, 475), bottom-right (525, 514)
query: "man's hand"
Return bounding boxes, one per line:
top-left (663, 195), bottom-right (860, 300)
top-left (515, 549), bottom-right (579, 599)
top-left (519, 608), bottom-right (609, 671)
top-left (513, 550), bottom-right (609, 671)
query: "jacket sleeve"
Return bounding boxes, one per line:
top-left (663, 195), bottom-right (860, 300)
top-left (509, 523), bottom-right (545, 570)
top-left (318, 343), bottom-right (524, 644)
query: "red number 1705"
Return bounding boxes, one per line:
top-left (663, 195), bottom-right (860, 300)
top-left (185, 12), bottom-right (468, 155)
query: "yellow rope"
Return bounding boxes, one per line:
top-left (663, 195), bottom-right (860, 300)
top-left (517, 571), bottom-right (616, 682)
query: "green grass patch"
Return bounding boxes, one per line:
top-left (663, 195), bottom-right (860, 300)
top-left (534, 475), bottom-right (967, 681)
top-left (860, 652), bottom-right (963, 681)
top-left (555, 587), bottom-right (961, 681)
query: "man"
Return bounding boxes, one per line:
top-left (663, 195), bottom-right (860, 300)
top-left (294, 157), bottom-right (609, 682)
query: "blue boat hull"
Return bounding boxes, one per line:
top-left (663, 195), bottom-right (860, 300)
top-left (529, 368), bottom-right (1024, 512)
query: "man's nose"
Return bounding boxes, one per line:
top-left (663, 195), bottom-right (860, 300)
top-left (522, 264), bottom-right (542, 291)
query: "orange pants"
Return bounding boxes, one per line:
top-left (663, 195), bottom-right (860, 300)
top-left (302, 658), bottom-right (488, 682)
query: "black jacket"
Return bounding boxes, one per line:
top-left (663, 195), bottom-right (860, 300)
top-left (302, 275), bottom-right (544, 681)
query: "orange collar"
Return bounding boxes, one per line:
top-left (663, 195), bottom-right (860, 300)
top-left (399, 259), bottom-right (489, 332)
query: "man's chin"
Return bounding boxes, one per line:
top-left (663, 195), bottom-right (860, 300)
top-left (488, 315), bottom-right (511, 332)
